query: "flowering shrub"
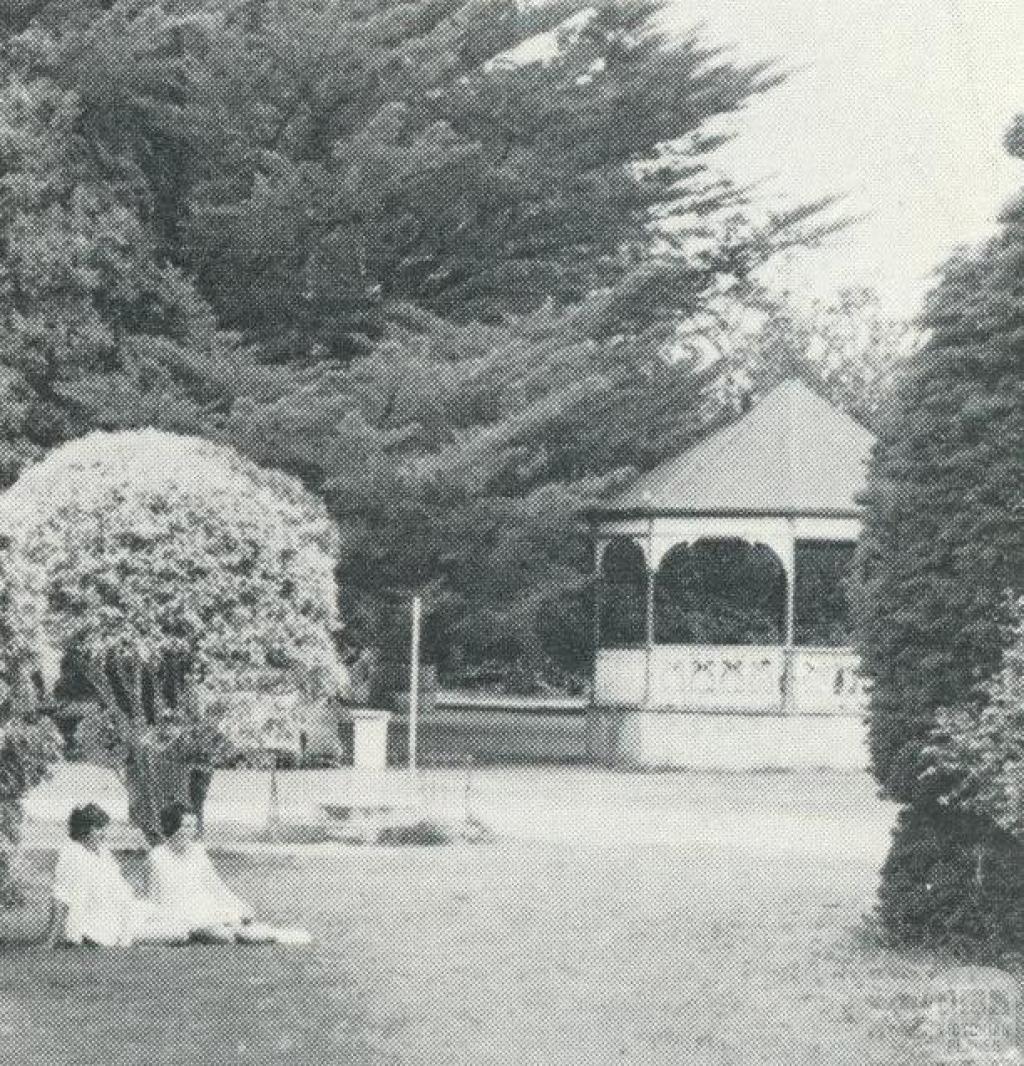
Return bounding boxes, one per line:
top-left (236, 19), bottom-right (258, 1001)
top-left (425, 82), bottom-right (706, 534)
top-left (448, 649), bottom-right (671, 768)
top-left (0, 429), bottom-right (343, 836)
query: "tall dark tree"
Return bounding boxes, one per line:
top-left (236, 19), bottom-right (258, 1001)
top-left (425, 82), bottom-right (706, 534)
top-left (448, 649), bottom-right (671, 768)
top-left (0, 40), bottom-right (242, 486)
top-left (0, 0), bottom-right (839, 690)
top-left (853, 123), bottom-right (1024, 955)
top-left (17, 0), bottom-right (828, 360)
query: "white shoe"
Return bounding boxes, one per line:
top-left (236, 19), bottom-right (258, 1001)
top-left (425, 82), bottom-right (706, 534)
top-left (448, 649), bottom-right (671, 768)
top-left (270, 926), bottom-right (312, 946)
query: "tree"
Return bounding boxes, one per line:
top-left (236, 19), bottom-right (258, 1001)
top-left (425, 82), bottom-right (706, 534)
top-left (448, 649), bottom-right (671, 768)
top-left (853, 123), bottom-right (1024, 953)
top-left (18, 0), bottom-right (827, 360)
top-left (0, 1), bottom-right (840, 691)
top-left (716, 285), bottom-right (918, 432)
top-left (0, 429), bottom-right (342, 839)
top-left (219, 302), bottom-right (734, 691)
top-left (0, 32), bottom-right (246, 489)
top-left (0, 547), bottom-right (62, 904)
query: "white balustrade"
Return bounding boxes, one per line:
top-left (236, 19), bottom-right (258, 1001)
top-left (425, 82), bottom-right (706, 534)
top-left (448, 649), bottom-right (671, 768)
top-left (594, 647), bottom-right (647, 705)
top-left (651, 645), bottom-right (785, 711)
top-left (790, 648), bottom-right (867, 716)
top-left (595, 644), bottom-right (868, 716)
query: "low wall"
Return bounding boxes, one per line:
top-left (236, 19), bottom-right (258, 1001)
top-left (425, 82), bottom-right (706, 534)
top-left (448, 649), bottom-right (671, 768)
top-left (586, 708), bottom-right (868, 771)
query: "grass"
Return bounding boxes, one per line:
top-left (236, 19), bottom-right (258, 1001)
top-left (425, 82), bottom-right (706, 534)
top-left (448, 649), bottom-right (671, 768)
top-left (2, 835), bottom-right (1016, 1065)
top-left (5, 769), bottom-right (1019, 1064)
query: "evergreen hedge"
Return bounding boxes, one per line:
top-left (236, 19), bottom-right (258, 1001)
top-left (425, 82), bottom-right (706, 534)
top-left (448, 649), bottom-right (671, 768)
top-left (854, 128), bottom-right (1024, 954)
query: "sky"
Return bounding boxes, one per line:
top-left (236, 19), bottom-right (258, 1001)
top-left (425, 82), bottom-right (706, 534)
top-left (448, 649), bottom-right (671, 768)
top-left (661, 0), bottom-right (1024, 316)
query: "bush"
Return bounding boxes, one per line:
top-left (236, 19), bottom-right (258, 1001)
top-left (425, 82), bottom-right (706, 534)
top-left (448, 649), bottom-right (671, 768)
top-left (853, 153), bottom-right (1024, 956)
top-left (925, 600), bottom-right (1024, 838)
top-left (0, 429), bottom-right (343, 840)
top-left (876, 805), bottom-right (1024, 961)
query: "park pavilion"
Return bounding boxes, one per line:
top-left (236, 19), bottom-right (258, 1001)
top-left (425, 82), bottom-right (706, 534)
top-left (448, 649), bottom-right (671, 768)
top-left (585, 379), bottom-right (874, 769)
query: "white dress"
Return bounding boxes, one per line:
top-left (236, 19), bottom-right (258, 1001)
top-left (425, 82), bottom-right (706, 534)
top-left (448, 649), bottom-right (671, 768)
top-left (146, 842), bottom-right (255, 931)
top-left (52, 841), bottom-right (151, 947)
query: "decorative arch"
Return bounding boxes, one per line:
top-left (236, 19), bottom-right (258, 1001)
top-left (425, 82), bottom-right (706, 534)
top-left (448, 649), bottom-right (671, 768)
top-left (654, 538), bottom-right (787, 646)
top-left (598, 536), bottom-right (648, 648)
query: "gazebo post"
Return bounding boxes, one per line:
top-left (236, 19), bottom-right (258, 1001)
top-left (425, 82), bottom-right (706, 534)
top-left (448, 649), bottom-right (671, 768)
top-left (642, 517), bottom-right (656, 707)
top-left (783, 521), bottom-right (797, 713)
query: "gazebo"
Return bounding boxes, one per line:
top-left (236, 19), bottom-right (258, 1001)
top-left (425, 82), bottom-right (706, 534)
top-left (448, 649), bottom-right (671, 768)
top-left (585, 379), bottom-right (875, 769)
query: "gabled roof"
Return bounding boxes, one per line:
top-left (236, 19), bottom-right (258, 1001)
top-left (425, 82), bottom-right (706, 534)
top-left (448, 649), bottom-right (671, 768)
top-left (595, 379), bottom-right (876, 518)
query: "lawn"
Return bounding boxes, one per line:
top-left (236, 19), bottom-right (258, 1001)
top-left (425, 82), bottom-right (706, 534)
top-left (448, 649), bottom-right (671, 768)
top-left (3, 769), bottom-right (1015, 1065)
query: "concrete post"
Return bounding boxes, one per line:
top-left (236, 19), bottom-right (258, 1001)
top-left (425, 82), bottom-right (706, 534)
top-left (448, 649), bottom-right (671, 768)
top-left (350, 708), bottom-right (391, 771)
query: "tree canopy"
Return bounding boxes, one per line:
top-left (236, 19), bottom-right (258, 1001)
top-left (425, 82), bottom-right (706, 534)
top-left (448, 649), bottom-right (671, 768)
top-left (0, 0), bottom-right (856, 691)
top-left (12, 0), bottom-right (821, 360)
top-left (0, 53), bottom-right (240, 485)
top-left (0, 429), bottom-right (341, 700)
top-left (854, 205), bottom-right (1024, 806)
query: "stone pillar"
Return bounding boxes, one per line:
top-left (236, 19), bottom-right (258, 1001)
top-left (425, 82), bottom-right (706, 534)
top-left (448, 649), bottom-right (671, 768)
top-left (349, 708), bottom-right (391, 771)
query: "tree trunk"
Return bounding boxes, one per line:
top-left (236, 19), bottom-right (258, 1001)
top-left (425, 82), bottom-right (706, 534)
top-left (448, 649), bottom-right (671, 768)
top-left (188, 765), bottom-right (215, 837)
top-left (125, 731), bottom-right (193, 844)
top-left (87, 651), bottom-right (215, 840)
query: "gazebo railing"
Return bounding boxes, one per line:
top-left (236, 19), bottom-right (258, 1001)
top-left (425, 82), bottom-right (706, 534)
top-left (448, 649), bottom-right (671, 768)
top-left (594, 645), bottom-right (866, 716)
top-left (787, 646), bottom-right (866, 715)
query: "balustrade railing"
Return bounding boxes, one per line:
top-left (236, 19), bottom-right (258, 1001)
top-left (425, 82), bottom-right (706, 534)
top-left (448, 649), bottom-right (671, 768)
top-left (594, 645), bottom-right (867, 715)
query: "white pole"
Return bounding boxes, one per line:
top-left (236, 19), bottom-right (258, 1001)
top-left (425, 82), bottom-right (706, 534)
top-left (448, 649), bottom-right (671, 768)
top-left (409, 596), bottom-right (421, 777)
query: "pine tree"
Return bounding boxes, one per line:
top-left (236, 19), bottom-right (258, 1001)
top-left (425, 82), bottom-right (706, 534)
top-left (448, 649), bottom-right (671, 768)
top-left (0, 37), bottom-right (242, 485)
top-left (21, 0), bottom-right (826, 360)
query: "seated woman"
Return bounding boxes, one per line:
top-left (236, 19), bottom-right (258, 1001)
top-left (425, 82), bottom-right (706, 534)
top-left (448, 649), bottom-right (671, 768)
top-left (49, 803), bottom-right (153, 947)
top-left (147, 802), bottom-right (310, 945)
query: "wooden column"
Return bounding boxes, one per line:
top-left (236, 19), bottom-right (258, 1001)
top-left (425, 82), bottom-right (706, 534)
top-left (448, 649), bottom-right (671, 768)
top-left (783, 519), bottom-right (797, 713)
top-left (642, 517), bottom-right (656, 707)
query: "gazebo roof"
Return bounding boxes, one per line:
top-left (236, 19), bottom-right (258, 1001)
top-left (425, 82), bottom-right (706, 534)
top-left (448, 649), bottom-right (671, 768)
top-left (594, 379), bottom-right (876, 519)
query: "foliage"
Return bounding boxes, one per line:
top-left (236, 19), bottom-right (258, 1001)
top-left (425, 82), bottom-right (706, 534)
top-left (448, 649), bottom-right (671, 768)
top-left (876, 804), bottom-right (1024, 960)
top-left (854, 193), bottom-right (1024, 806)
top-left (925, 598), bottom-right (1024, 839)
top-left (222, 306), bottom-right (732, 687)
top-left (13, 0), bottom-right (830, 361)
top-left (0, 543), bottom-right (62, 906)
top-left (0, 430), bottom-right (341, 834)
top-left (0, 1), bottom-right (853, 692)
top-left (0, 45), bottom-right (243, 489)
top-left (855, 122), bottom-right (1024, 956)
top-left (722, 286), bottom-right (918, 432)
top-left (654, 540), bottom-right (786, 645)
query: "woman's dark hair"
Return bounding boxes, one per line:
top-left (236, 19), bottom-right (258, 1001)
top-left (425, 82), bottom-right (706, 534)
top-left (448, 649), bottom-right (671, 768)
top-left (159, 801), bottom-right (192, 839)
top-left (68, 803), bottom-right (110, 842)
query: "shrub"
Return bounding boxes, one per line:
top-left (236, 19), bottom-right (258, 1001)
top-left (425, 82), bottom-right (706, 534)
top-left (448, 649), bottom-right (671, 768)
top-left (853, 151), bottom-right (1024, 954)
top-left (0, 429), bottom-right (343, 839)
top-left (925, 598), bottom-right (1024, 838)
top-left (876, 805), bottom-right (1024, 961)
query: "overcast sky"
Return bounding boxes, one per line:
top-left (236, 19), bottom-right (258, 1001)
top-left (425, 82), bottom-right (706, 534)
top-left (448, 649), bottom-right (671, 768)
top-left (661, 1), bottom-right (1024, 316)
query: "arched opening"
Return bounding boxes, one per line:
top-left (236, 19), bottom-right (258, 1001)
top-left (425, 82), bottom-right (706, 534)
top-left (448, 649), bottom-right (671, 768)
top-left (598, 537), bottom-right (648, 648)
top-left (654, 538), bottom-right (787, 645)
top-left (794, 540), bottom-right (856, 646)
